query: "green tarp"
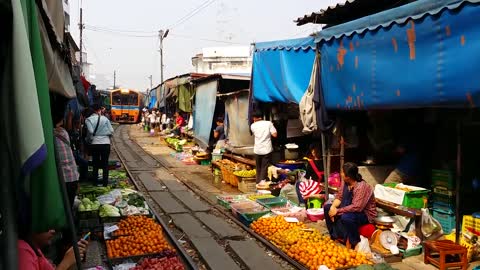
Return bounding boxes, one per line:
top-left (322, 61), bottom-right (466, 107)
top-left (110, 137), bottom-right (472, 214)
top-left (18, 0), bottom-right (66, 232)
top-left (177, 84), bottom-right (194, 113)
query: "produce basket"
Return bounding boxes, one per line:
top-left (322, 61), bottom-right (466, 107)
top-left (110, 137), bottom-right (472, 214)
top-left (230, 201), bottom-right (267, 219)
top-left (256, 197), bottom-right (289, 209)
top-left (238, 210), bottom-right (270, 227)
top-left (107, 247), bottom-right (177, 265)
top-left (400, 245), bottom-right (422, 258)
top-left (216, 195), bottom-right (249, 209)
top-left (100, 216), bottom-right (123, 224)
top-left (247, 194), bottom-right (275, 201)
top-left (238, 179), bottom-right (257, 193)
top-left (220, 166), bottom-right (234, 185)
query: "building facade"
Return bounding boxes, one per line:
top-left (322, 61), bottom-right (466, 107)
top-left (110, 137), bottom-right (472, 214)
top-left (191, 46), bottom-right (252, 75)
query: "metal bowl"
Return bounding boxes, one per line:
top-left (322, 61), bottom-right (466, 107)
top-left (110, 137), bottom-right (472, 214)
top-left (375, 216), bottom-right (397, 226)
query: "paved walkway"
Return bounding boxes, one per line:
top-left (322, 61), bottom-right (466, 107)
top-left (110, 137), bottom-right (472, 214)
top-left (113, 125), bottom-right (290, 270)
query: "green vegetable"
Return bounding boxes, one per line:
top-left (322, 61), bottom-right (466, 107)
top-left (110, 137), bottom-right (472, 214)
top-left (99, 204), bottom-right (120, 217)
top-left (127, 193), bottom-right (145, 207)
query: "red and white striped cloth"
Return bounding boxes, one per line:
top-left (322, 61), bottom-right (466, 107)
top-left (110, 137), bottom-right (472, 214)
top-left (298, 180), bottom-right (321, 198)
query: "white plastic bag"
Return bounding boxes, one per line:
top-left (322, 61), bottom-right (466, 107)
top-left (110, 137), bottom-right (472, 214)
top-left (421, 208), bottom-right (443, 238)
top-left (355, 235), bottom-right (372, 255)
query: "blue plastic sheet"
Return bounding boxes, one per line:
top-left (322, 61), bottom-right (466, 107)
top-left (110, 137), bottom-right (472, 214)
top-left (252, 37), bottom-right (316, 103)
top-left (318, 1), bottom-right (480, 109)
top-left (193, 81), bottom-right (218, 147)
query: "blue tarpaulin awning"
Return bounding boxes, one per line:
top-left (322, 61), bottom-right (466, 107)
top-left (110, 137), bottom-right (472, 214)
top-left (252, 36), bottom-right (316, 104)
top-left (315, 0), bottom-right (480, 109)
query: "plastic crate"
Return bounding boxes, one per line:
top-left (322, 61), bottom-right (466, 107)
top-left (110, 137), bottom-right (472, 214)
top-left (432, 202), bottom-right (455, 213)
top-left (230, 201), bottom-right (267, 219)
top-left (432, 169), bottom-right (454, 189)
top-left (432, 208), bottom-right (455, 234)
top-left (433, 186), bottom-right (454, 196)
top-left (79, 218), bottom-right (101, 230)
top-left (238, 211), bottom-right (270, 227)
top-left (400, 245), bottom-right (422, 258)
top-left (256, 197), bottom-right (289, 209)
top-left (78, 210), bottom-right (99, 219)
top-left (403, 189), bottom-right (429, 209)
top-left (216, 195), bottom-right (249, 209)
top-left (462, 215), bottom-right (480, 236)
top-left (431, 193), bottom-right (455, 205)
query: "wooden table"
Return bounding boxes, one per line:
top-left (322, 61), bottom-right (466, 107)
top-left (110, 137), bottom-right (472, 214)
top-left (375, 199), bottom-right (424, 240)
top-left (222, 153), bottom-right (256, 166)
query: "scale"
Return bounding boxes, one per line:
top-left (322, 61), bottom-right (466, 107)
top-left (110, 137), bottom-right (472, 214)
top-left (370, 216), bottom-right (401, 262)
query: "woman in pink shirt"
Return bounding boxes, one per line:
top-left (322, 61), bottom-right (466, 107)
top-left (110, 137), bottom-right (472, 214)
top-left (323, 162), bottom-right (377, 249)
top-left (18, 229), bottom-right (88, 270)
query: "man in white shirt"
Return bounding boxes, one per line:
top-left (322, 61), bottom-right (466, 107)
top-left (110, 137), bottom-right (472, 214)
top-left (250, 111), bottom-right (277, 183)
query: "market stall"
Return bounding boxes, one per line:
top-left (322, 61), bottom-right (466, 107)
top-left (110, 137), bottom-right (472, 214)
top-left (303, 0), bottom-right (480, 266)
top-left (75, 164), bottom-right (195, 270)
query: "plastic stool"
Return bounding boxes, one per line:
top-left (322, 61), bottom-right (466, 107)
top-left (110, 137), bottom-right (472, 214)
top-left (359, 223), bottom-right (376, 238)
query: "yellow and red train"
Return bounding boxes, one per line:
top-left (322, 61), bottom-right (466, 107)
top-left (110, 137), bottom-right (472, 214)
top-left (110, 88), bottom-right (144, 123)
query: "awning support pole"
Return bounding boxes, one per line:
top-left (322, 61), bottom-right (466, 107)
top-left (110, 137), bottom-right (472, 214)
top-left (321, 132), bottom-right (329, 199)
top-left (455, 121), bottom-right (462, 244)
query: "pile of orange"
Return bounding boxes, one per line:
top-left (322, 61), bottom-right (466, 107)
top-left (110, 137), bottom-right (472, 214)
top-left (252, 217), bottom-right (373, 270)
top-left (250, 216), bottom-right (307, 239)
top-left (106, 216), bottom-right (174, 258)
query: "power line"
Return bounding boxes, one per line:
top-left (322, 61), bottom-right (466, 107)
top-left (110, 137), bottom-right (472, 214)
top-left (169, 33), bottom-right (244, 45)
top-left (168, 0), bottom-right (217, 29)
top-left (84, 26), bottom-right (157, 38)
top-left (84, 24), bottom-right (157, 34)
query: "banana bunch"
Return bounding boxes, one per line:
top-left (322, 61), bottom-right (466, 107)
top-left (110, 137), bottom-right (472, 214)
top-left (233, 169), bottom-right (256, 178)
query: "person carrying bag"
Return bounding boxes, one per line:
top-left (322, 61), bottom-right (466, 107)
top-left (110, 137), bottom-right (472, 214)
top-left (85, 104), bottom-right (114, 187)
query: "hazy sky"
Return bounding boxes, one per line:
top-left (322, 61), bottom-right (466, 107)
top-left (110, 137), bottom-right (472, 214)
top-left (69, 0), bottom-right (342, 90)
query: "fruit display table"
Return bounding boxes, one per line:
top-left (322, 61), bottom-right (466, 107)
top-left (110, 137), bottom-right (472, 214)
top-left (375, 199), bottom-right (423, 240)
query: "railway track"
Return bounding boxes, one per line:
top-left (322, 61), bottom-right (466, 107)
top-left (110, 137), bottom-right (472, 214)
top-left (112, 125), bottom-right (301, 270)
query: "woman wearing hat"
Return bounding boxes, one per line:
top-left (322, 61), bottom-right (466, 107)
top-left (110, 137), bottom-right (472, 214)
top-left (323, 163), bottom-right (377, 249)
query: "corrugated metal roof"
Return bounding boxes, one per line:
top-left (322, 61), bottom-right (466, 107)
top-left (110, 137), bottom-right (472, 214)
top-left (295, 0), bottom-right (415, 26)
top-left (315, 0), bottom-right (480, 43)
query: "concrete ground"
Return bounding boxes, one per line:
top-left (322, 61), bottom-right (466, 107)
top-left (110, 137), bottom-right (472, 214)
top-left (121, 126), bottom-right (480, 270)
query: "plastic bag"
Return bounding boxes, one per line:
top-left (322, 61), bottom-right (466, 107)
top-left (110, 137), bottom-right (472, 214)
top-left (328, 173), bottom-right (341, 188)
top-left (280, 184), bottom-right (300, 205)
top-left (355, 235), bottom-right (372, 255)
top-left (421, 208), bottom-right (443, 238)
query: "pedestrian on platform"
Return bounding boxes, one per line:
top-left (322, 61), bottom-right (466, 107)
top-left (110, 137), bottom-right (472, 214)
top-left (86, 104), bottom-right (114, 187)
top-left (52, 108), bottom-right (79, 208)
top-left (250, 110), bottom-right (277, 184)
top-left (173, 111), bottom-right (184, 136)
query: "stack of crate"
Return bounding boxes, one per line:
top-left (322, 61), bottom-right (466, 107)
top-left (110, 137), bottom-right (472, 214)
top-left (430, 169), bottom-right (456, 234)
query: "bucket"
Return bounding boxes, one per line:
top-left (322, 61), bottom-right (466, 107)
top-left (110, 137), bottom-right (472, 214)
top-left (307, 197), bottom-right (324, 209)
top-left (284, 148), bottom-right (299, 160)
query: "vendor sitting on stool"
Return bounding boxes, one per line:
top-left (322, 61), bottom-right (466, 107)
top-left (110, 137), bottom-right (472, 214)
top-left (323, 162), bottom-right (377, 249)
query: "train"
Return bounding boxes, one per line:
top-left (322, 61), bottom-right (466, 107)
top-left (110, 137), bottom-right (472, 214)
top-left (110, 88), bottom-right (144, 123)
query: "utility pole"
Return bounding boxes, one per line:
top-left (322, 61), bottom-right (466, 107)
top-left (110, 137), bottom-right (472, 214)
top-left (148, 75), bottom-right (153, 90)
top-left (113, 70), bottom-right (116, 89)
top-left (79, 7), bottom-right (84, 72)
top-left (159, 29), bottom-right (168, 110)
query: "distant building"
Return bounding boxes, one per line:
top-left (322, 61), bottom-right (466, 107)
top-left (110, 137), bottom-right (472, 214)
top-left (191, 46), bottom-right (252, 75)
top-left (63, 0), bottom-right (70, 31)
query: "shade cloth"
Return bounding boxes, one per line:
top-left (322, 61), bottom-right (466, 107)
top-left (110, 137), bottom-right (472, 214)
top-left (252, 36), bottom-right (316, 104)
top-left (317, 0), bottom-right (480, 109)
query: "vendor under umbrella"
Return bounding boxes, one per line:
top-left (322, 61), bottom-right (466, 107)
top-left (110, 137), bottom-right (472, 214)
top-left (323, 163), bottom-right (377, 249)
